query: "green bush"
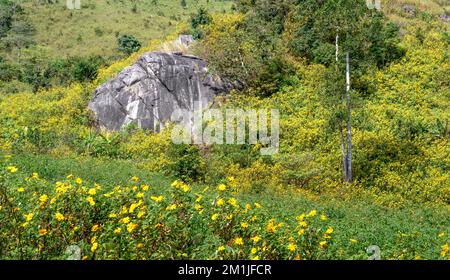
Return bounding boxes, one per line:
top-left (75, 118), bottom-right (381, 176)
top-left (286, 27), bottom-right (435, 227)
top-left (166, 144), bottom-right (205, 183)
top-left (117, 34), bottom-right (141, 55)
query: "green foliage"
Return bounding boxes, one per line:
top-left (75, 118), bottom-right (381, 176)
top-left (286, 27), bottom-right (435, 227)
top-left (5, 46), bottom-right (106, 92)
top-left (190, 7), bottom-right (212, 39)
top-left (289, 0), bottom-right (403, 69)
top-left (166, 144), bottom-right (205, 183)
top-left (0, 0), bottom-right (21, 38)
top-left (117, 34), bottom-right (142, 55)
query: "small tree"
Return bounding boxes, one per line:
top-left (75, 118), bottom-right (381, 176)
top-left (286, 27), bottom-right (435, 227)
top-left (291, 0), bottom-right (402, 183)
top-left (117, 34), bottom-right (141, 55)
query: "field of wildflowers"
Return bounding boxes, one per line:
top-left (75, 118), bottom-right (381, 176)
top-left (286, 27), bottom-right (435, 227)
top-left (1, 155), bottom-right (448, 260)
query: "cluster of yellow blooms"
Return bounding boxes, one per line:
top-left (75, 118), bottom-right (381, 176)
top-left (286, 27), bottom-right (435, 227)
top-left (1, 165), bottom-right (448, 260)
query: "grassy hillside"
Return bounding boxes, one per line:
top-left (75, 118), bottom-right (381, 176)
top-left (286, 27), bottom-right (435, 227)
top-left (9, 0), bottom-right (233, 59)
top-left (0, 0), bottom-right (233, 93)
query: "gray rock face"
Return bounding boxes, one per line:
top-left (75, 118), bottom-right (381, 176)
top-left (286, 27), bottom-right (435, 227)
top-left (89, 51), bottom-right (236, 131)
top-left (176, 35), bottom-right (195, 47)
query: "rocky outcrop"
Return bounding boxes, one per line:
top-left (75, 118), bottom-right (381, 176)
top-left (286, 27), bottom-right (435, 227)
top-left (89, 51), bottom-right (237, 131)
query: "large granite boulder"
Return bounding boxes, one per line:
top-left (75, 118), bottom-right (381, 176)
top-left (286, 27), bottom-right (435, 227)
top-left (89, 51), bottom-right (236, 131)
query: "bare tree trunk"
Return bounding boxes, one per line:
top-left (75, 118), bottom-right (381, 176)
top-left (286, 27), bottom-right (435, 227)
top-left (339, 124), bottom-right (347, 179)
top-left (335, 33), bottom-right (339, 66)
top-left (345, 50), bottom-right (352, 182)
top-left (336, 32), bottom-right (348, 179)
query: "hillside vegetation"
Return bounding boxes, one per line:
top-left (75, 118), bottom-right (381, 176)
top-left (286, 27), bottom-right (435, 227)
top-left (0, 0), bottom-right (233, 92)
top-left (0, 0), bottom-right (449, 260)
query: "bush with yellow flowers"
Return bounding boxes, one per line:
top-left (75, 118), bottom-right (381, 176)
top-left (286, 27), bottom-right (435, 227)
top-left (0, 163), bottom-right (337, 260)
top-left (1, 160), bottom-right (449, 260)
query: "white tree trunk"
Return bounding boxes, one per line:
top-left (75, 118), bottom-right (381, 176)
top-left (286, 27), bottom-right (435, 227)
top-left (345, 50), bottom-right (352, 182)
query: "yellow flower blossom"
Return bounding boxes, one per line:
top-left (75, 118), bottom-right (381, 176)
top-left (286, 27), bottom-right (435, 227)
top-left (86, 196), bottom-right (95, 206)
top-left (166, 204), bottom-right (177, 211)
top-left (320, 214), bottom-right (327, 221)
top-left (39, 229), bottom-right (47, 236)
top-left (218, 184), bottom-right (227, 191)
top-left (228, 198), bottom-right (237, 207)
top-left (91, 224), bottom-right (100, 232)
top-left (234, 237), bottom-right (244, 246)
top-left (24, 213), bottom-right (34, 221)
top-left (218, 246), bottom-right (225, 252)
top-left (254, 202), bottom-right (262, 209)
top-left (288, 243), bottom-right (297, 251)
top-left (241, 222), bottom-right (248, 229)
top-left (194, 204), bottom-right (203, 211)
top-left (132, 176), bottom-right (139, 182)
top-left (129, 203), bottom-right (139, 213)
top-left (127, 222), bottom-right (138, 233)
top-left (298, 229), bottom-right (305, 236)
top-left (251, 236), bottom-right (261, 244)
top-left (319, 241), bottom-right (327, 249)
top-left (251, 247), bottom-right (258, 254)
top-left (75, 178), bottom-right (83, 185)
top-left (17, 187), bottom-right (25, 192)
top-left (39, 194), bottom-right (48, 203)
top-left (216, 198), bottom-right (224, 206)
top-left (55, 212), bottom-right (65, 221)
top-left (181, 184), bottom-right (190, 192)
top-left (122, 217), bottom-right (130, 224)
top-left (109, 213), bottom-right (117, 218)
top-left (91, 242), bottom-right (98, 253)
top-left (441, 243), bottom-right (449, 257)
top-left (251, 256), bottom-right (260, 260)
top-left (137, 211), bottom-right (145, 219)
top-left (326, 227), bottom-right (334, 235)
top-left (141, 185), bottom-right (150, 191)
top-left (211, 213), bottom-right (219, 221)
top-left (114, 228), bottom-right (122, 234)
top-left (6, 166), bottom-right (18, 173)
top-left (88, 188), bottom-right (96, 196)
top-left (308, 210), bottom-right (317, 217)
top-left (150, 196), bottom-right (164, 202)
top-left (136, 192), bottom-right (144, 198)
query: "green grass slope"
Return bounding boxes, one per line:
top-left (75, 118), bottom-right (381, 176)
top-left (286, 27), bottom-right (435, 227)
top-left (8, 0), bottom-right (233, 59)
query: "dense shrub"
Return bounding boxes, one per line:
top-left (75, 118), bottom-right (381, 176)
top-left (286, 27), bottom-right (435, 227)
top-left (117, 34), bottom-right (142, 55)
top-left (166, 144), bottom-right (205, 183)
